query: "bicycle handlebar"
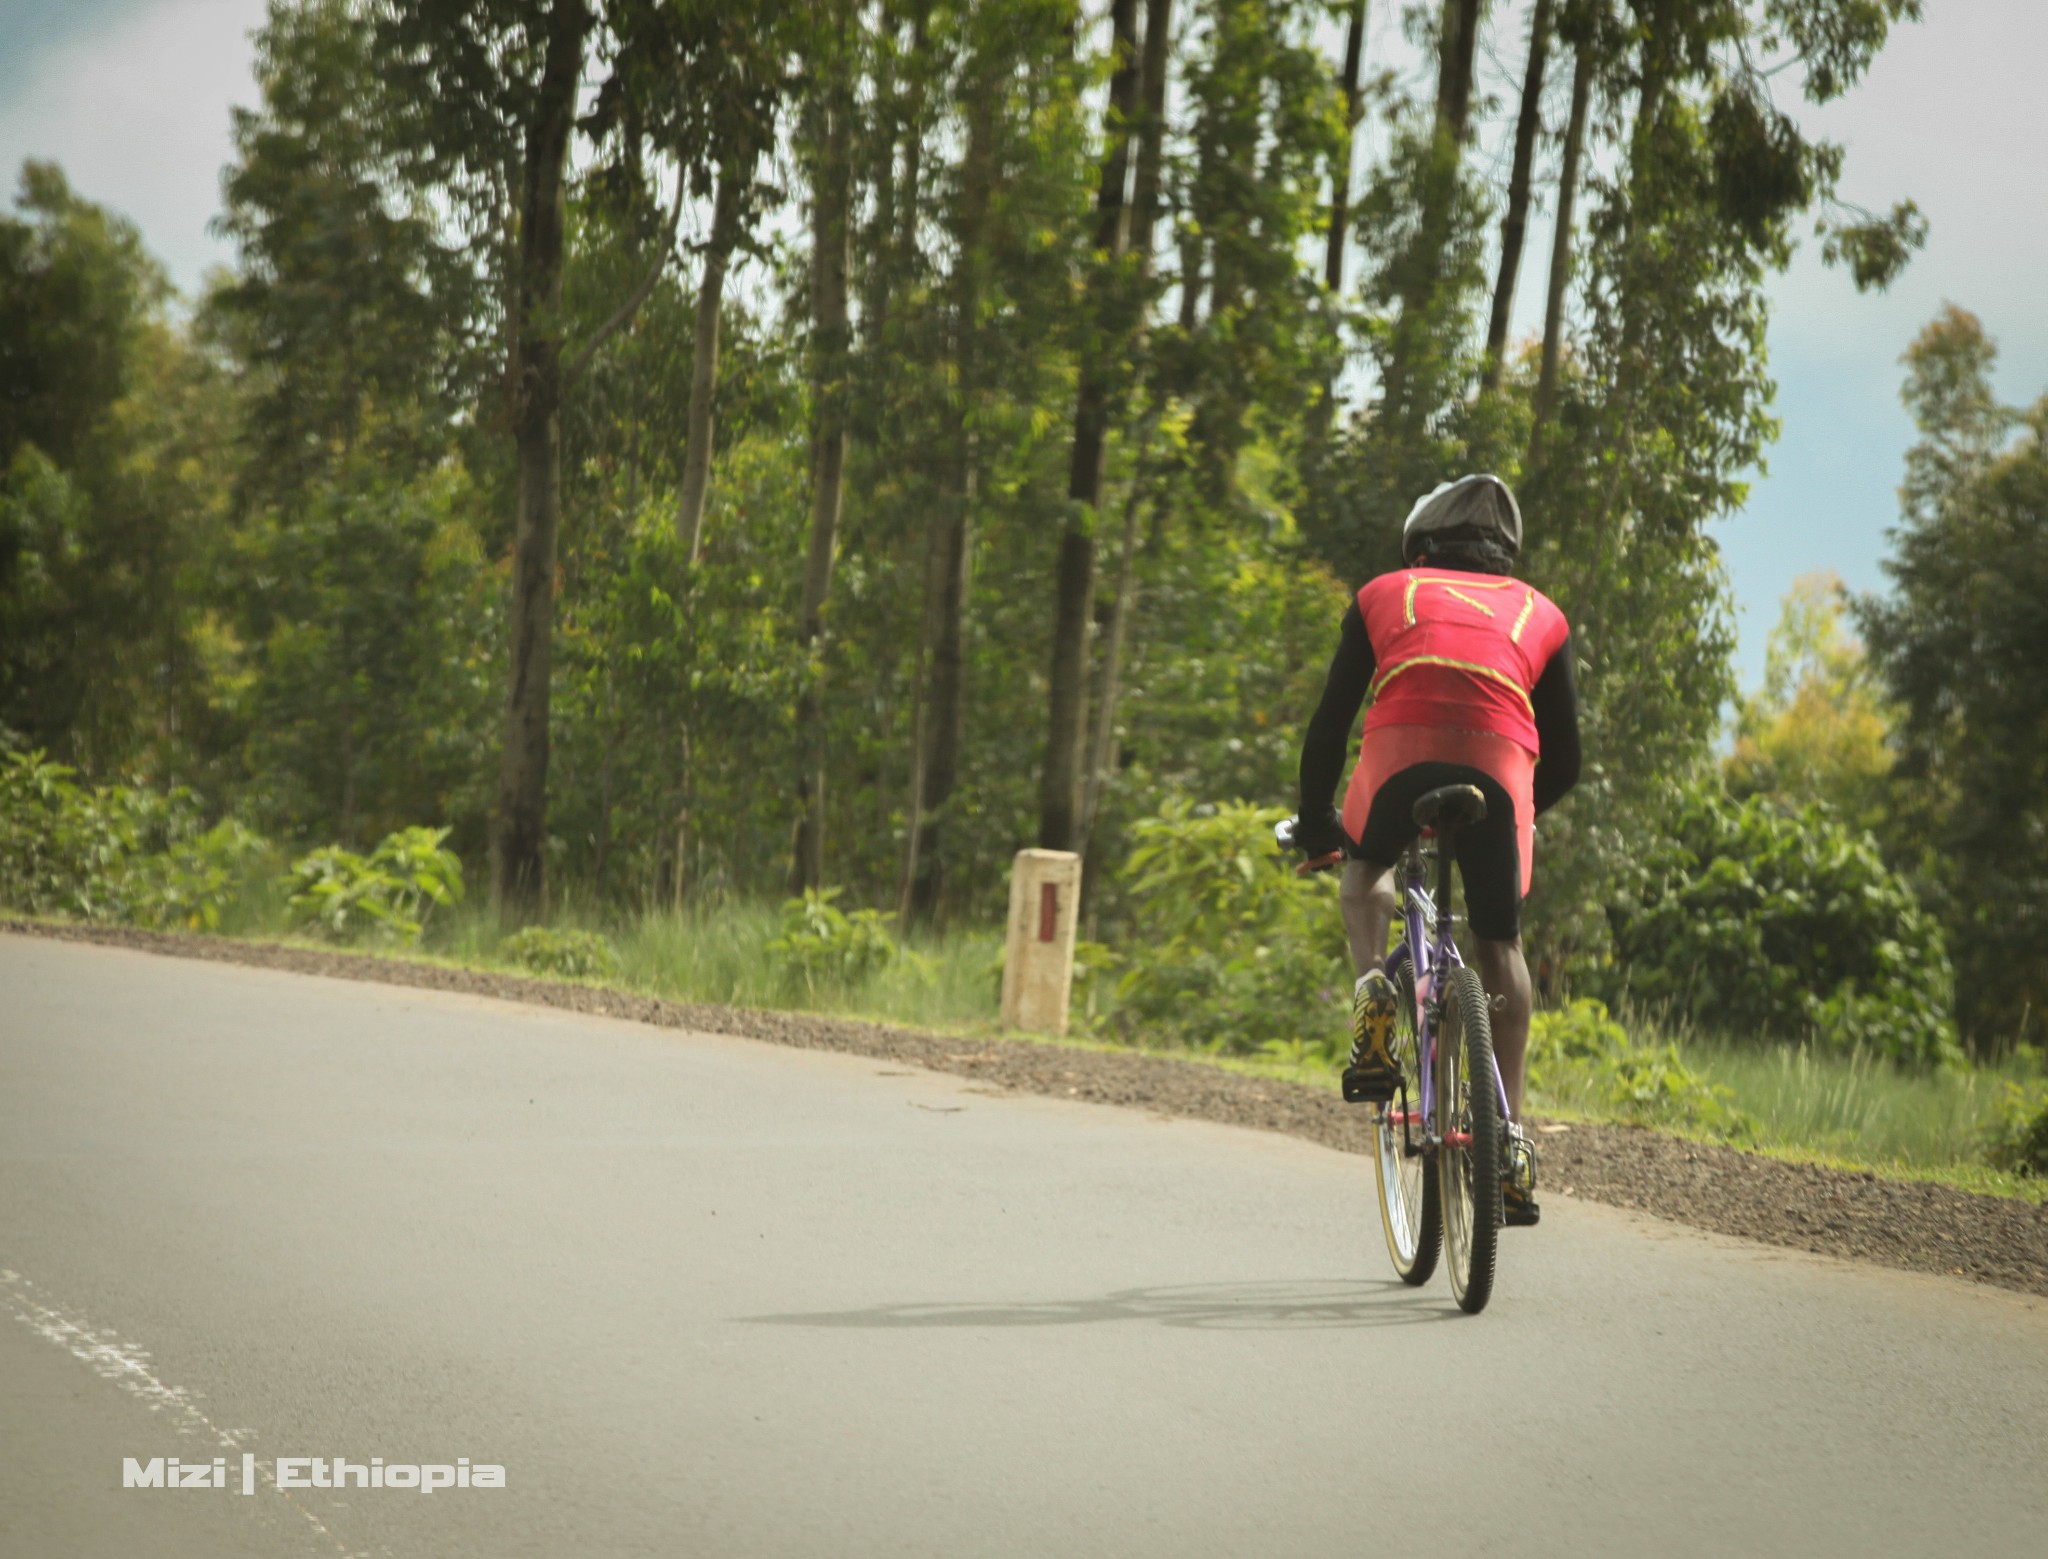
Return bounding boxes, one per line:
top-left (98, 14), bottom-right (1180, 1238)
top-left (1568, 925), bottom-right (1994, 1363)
top-left (1274, 815), bottom-right (1343, 877)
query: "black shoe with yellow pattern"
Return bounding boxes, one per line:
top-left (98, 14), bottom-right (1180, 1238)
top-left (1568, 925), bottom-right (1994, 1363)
top-left (1341, 969), bottom-right (1401, 1104)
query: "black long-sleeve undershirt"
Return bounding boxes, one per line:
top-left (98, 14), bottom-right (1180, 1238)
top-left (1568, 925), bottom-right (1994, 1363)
top-left (1295, 600), bottom-right (1582, 824)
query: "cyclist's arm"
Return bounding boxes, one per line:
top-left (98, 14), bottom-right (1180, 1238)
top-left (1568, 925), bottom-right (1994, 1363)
top-left (1298, 601), bottom-right (1375, 826)
top-left (1531, 631), bottom-right (1581, 814)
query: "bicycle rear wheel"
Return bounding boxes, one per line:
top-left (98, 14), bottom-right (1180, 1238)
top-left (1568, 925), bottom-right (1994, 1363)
top-left (1373, 958), bottom-right (1441, 1284)
top-left (1436, 965), bottom-right (1501, 1314)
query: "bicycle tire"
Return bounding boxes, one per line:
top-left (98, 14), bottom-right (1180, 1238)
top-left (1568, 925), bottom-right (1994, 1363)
top-left (1437, 964), bottom-right (1502, 1314)
top-left (1373, 957), bottom-right (1441, 1284)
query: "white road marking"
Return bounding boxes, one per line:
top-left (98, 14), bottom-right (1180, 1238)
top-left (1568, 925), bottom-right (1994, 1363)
top-left (1, 1269), bottom-right (360, 1557)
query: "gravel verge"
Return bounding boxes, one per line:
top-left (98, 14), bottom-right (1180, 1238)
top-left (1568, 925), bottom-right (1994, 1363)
top-left (9, 917), bottom-right (2046, 1299)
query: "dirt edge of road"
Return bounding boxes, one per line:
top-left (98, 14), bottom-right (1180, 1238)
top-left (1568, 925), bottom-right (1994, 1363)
top-left (9, 917), bottom-right (2045, 1298)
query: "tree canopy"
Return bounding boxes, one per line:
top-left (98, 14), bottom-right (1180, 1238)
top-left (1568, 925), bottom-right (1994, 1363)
top-left (17, 0), bottom-right (2029, 1052)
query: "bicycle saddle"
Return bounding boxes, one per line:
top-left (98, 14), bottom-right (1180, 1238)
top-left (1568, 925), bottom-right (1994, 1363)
top-left (1411, 783), bottom-right (1488, 832)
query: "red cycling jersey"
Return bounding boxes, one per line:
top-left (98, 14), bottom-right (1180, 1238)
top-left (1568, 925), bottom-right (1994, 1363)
top-left (1338, 568), bottom-right (1571, 893)
top-left (1355, 567), bottom-right (1569, 750)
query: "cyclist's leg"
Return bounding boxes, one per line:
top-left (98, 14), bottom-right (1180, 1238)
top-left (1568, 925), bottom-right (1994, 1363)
top-left (1343, 760), bottom-right (1435, 976)
top-left (1471, 936), bottom-right (1531, 1120)
top-left (1339, 858), bottom-right (1398, 978)
top-left (1449, 773), bottom-right (1529, 1121)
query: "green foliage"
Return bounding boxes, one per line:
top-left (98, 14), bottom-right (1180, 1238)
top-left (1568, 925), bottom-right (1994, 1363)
top-left (0, 749), bottom-right (277, 929)
top-left (1818, 199), bottom-right (1927, 292)
top-left (501, 925), bottom-right (620, 982)
top-left (283, 825), bottom-right (463, 944)
top-left (1609, 782), bottom-right (1961, 1067)
top-left (1097, 800), bottom-right (1349, 1057)
top-left (1528, 998), bottom-right (1751, 1136)
top-left (0, 164), bottom-right (222, 775)
top-left (1984, 1078), bottom-right (2048, 1177)
top-left (230, 458), bottom-right (501, 853)
top-left (766, 888), bottom-right (930, 994)
top-left (122, 821), bottom-right (275, 932)
top-left (1856, 307), bottom-right (2048, 1049)
top-left (1725, 573), bottom-right (1895, 832)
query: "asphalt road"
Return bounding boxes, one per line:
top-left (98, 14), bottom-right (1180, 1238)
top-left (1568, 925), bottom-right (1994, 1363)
top-left (3, 934), bottom-right (2045, 1559)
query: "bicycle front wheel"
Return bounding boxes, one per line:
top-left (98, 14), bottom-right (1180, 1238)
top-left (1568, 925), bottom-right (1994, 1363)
top-left (1373, 958), bottom-right (1441, 1284)
top-left (1437, 965), bottom-right (1502, 1314)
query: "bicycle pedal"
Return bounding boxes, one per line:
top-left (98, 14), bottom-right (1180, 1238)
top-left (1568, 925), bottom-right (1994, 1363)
top-left (1342, 1065), bottom-right (1399, 1104)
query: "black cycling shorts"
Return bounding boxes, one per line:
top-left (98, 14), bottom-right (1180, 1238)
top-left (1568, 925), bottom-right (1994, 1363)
top-left (1346, 761), bottom-right (1521, 941)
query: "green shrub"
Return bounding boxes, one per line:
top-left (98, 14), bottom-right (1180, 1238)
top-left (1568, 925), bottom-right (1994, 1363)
top-left (1099, 800), bottom-right (1350, 1058)
top-left (1985, 1080), bottom-right (2048, 1176)
top-left (501, 925), bottom-right (619, 981)
top-left (0, 751), bottom-right (276, 928)
top-left (124, 820), bottom-right (276, 931)
top-left (283, 825), bottom-right (463, 944)
top-left (766, 888), bottom-right (930, 994)
top-left (1529, 998), bottom-right (1752, 1136)
top-left (1609, 783), bottom-right (1961, 1066)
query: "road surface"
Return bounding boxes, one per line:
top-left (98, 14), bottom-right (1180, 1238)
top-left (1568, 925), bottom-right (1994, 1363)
top-left (3, 934), bottom-right (2044, 1557)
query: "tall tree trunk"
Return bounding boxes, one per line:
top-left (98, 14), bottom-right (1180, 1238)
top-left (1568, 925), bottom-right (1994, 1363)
top-left (1129, 0), bottom-right (1174, 285)
top-left (894, 5), bottom-right (956, 923)
top-left (1434, 0), bottom-right (1483, 140)
top-left (677, 162), bottom-right (745, 565)
top-left (1079, 419), bottom-right (1152, 851)
top-left (1039, 0), bottom-right (1142, 853)
top-left (1533, 44), bottom-right (1591, 439)
top-left (908, 476), bottom-right (972, 920)
top-left (494, 0), bottom-right (590, 918)
top-left (1323, 0), bottom-right (1369, 293)
top-left (794, 50), bottom-right (853, 894)
top-left (1383, 0), bottom-right (1484, 423)
top-left (1481, 0), bottom-right (1552, 392)
top-left (1077, 0), bottom-right (1173, 860)
top-left (906, 74), bottom-right (991, 923)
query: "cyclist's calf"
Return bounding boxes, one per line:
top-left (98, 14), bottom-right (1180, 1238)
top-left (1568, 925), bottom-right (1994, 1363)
top-left (1471, 935), bottom-right (1532, 1121)
top-left (1340, 858), bottom-right (1399, 980)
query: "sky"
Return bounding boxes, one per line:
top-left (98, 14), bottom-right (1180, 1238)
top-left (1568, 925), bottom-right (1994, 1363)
top-left (3, 0), bottom-right (2044, 690)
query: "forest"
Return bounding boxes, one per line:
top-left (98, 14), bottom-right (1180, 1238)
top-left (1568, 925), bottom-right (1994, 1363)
top-left (3, 0), bottom-right (2045, 1103)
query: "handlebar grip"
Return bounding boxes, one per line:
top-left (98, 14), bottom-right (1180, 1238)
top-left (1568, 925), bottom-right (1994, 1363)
top-left (1294, 850), bottom-right (1343, 876)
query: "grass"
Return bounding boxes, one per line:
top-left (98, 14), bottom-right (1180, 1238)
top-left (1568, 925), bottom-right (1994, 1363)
top-left (1530, 1001), bottom-right (2048, 1202)
top-left (1683, 1035), bottom-right (2030, 1170)
top-left (434, 895), bottom-right (1008, 1034)
top-left (468, 903), bottom-right (2048, 1202)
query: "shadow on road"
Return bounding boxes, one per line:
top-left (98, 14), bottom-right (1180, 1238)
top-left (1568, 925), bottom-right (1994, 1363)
top-left (742, 1278), bottom-right (1459, 1331)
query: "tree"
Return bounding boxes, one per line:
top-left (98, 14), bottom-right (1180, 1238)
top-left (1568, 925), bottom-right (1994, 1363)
top-left (1858, 306), bottom-right (2048, 1048)
top-left (1039, 0), bottom-right (1144, 855)
top-left (793, 0), bottom-right (857, 892)
top-left (1481, 0), bottom-right (1552, 393)
top-left (375, 0), bottom-right (714, 916)
top-left (1322, 0), bottom-right (1369, 295)
top-left (211, 0), bottom-right (477, 497)
top-left (1725, 572), bottom-right (1894, 832)
top-left (0, 162), bottom-right (222, 776)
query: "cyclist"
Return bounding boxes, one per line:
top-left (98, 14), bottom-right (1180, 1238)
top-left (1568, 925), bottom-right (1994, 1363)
top-left (1293, 474), bottom-right (1580, 1226)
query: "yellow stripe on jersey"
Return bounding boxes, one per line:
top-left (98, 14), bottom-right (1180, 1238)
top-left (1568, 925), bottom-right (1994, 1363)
top-left (1443, 586), bottom-right (1494, 616)
top-left (1368, 655), bottom-right (1536, 717)
top-left (1509, 589), bottom-right (1536, 643)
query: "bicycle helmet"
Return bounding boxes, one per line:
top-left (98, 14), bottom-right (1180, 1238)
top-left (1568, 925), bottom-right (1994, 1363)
top-left (1400, 474), bottom-right (1522, 567)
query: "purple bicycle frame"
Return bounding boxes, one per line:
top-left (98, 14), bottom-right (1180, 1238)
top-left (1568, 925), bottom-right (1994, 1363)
top-left (1380, 840), bottom-right (1512, 1136)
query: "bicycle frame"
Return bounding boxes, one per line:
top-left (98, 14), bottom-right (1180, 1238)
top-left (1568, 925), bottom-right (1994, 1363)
top-left (1379, 833), bottom-right (1513, 1153)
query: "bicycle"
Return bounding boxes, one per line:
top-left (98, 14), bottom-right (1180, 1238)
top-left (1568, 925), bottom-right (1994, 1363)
top-left (1279, 785), bottom-right (1522, 1315)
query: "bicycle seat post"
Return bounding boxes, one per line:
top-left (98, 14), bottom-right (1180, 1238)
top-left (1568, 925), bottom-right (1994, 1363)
top-left (1432, 824), bottom-right (1457, 945)
top-left (1408, 783), bottom-right (1488, 952)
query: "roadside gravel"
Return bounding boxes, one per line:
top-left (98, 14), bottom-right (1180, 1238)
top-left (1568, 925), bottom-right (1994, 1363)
top-left (8, 918), bottom-right (2045, 1298)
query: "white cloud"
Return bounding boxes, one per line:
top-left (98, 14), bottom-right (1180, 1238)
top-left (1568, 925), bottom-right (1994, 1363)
top-left (0, 0), bottom-right (269, 298)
